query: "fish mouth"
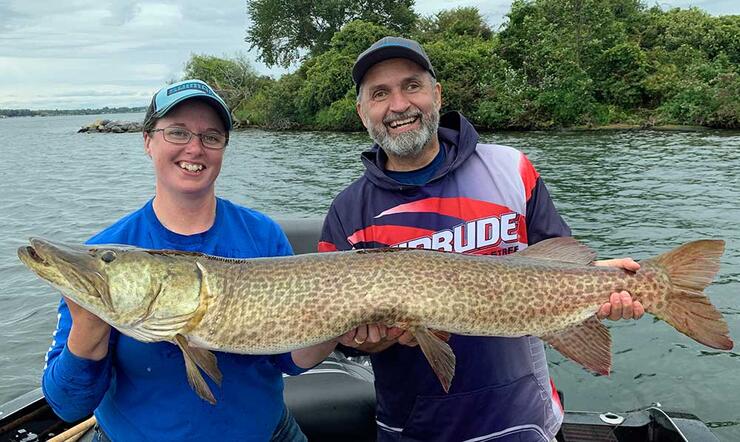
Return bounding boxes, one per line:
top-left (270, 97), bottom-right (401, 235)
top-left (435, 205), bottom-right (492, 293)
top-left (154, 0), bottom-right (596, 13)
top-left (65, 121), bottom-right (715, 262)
top-left (17, 239), bottom-right (59, 270)
top-left (19, 244), bottom-right (45, 265)
top-left (18, 238), bottom-right (114, 312)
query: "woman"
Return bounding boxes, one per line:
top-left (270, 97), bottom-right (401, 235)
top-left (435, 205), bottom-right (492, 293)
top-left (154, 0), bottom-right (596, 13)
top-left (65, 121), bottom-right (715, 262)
top-left (41, 79), bottom-right (370, 441)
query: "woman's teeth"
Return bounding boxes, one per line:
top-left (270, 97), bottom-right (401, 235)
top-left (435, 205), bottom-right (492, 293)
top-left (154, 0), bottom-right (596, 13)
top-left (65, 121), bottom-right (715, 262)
top-left (179, 161), bottom-right (203, 172)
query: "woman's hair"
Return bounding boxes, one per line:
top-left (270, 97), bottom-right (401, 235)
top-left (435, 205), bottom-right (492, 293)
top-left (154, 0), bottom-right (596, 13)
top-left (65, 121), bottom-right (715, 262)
top-left (142, 99), bottom-right (158, 132)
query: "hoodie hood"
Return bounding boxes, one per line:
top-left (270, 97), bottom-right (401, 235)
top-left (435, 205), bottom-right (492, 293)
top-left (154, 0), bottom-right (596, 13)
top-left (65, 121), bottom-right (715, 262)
top-left (360, 111), bottom-right (480, 191)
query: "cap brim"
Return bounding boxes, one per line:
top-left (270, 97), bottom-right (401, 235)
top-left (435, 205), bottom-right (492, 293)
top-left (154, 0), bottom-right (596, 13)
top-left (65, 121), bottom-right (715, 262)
top-left (155, 90), bottom-right (233, 131)
top-left (352, 46), bottom-right (435, 88)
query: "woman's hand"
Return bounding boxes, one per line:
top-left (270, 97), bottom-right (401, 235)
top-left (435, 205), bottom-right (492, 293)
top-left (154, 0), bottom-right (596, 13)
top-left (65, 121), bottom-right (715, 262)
top-left (65, 296), bottom-right (111, 360)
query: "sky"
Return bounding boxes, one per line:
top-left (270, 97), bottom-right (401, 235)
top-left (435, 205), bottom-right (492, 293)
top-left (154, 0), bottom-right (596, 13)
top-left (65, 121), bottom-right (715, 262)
top-left (0, 0), bottom-right (736, 110)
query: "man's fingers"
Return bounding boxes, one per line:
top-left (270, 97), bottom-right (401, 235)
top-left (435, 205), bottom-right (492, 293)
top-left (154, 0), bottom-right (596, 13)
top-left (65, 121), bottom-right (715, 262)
top-left (620, 291), bottom-right (634, 320)
top-left (597, 303), bottom-right (611, 320)
top-left (387, 327), bottom-right (405, 340)
top-left (353, 325), bottom-right (368, 345)
top-left (595, 258), bottom-right (641, 272)
top-left (609, 292), bottom-right (623, 321)
top-left (337, 329), bottom-right (357, 347)
top-left (634, 301), bottom-right (645, 319)
top-left (367, 324), bottom-right (382, 343)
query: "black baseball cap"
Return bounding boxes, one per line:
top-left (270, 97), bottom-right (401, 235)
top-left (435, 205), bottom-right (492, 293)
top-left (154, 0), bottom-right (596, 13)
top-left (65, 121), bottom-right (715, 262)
top-left (352, 36), bottom-right (436, 93)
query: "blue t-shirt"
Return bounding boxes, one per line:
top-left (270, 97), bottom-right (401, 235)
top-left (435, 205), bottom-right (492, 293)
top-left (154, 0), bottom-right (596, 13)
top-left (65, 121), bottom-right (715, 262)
top-left (41, 198), bottom-right (303, 441)
top-left (384, 142), bottom-right (447, 186)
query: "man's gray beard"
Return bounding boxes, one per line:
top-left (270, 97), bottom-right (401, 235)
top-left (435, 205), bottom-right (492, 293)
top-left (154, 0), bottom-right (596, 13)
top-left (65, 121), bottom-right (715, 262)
top-left (367, 108), bottom-right (440, 158)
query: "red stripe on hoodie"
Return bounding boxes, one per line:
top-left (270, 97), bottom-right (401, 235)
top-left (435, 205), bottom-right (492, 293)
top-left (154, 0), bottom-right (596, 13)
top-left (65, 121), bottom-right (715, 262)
top-left (375, 197), bottom-right (512, 221)
top-left (317, 241), bottom-right (337, 252)
top-left (347, 225), bottom-right (435, 247)
top-left (519, 153), bottom-right (540, 202)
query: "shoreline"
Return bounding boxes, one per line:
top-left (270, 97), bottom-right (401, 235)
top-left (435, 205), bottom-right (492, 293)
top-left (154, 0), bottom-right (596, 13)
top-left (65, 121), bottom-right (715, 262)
top-left (74, 119), bottom-right (738, 134)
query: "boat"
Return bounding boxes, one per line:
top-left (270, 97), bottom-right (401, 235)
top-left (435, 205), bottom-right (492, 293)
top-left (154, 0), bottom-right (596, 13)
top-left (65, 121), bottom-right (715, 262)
top-left (0, 219), bottom-right (721, 441)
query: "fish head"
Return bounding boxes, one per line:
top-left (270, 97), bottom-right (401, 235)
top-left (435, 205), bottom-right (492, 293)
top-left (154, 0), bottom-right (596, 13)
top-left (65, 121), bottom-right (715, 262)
top-left (18, 238), bottom-right (202, 330)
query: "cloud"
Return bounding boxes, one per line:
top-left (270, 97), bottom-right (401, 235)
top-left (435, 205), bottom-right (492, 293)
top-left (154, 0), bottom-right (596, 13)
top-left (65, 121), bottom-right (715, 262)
top-left (0, 0), bottom-right (735, 110)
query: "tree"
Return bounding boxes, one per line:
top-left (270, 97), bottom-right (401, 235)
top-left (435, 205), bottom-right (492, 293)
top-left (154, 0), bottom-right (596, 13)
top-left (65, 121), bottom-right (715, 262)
top-left (246, 0), bottom-right (417, 67)
top-left (414, 7), bottom-right (493, 43)
top-left (182, 54), bottom-right (268, 121)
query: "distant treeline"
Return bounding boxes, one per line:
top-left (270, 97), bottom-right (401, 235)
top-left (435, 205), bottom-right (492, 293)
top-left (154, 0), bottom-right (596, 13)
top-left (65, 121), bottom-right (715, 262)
top-left (0, 107), bottom-right (146, 118)
top-left (186, 0), bottom-right (738, 131)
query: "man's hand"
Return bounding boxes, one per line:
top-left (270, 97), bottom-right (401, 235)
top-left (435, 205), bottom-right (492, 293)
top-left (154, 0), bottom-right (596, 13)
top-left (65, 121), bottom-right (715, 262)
top-left (594, 258), bottom-right (645, 321)
top-left (338, 324), bottom-right (388, 348)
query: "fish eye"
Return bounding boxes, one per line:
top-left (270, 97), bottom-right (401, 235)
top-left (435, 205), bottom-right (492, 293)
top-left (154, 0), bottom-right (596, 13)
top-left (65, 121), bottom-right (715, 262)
top-left (100, 250), bottom-right (117, 263)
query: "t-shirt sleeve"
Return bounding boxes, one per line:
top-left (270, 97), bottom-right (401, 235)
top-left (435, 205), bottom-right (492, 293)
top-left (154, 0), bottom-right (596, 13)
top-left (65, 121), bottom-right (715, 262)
top-left (270, 353), bottom-right (307, 376)
top-left (41, 298), bottom-right (113, 422)
top-left (270, 221), bottom-right (294, 257)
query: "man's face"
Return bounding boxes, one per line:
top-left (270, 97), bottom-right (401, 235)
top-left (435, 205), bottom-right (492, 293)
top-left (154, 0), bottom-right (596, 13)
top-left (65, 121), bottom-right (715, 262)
top-left (356, 58), bottom-right (442, 158)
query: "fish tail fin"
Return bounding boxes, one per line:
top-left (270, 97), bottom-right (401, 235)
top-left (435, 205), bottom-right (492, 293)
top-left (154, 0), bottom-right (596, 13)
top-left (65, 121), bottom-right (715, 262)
top-left (643, 240), bottom-right (732, 350)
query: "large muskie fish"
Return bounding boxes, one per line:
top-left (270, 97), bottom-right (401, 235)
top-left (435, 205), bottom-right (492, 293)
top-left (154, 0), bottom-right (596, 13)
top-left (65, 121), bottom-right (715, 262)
top-left (18, 237), bottom-right (732, 403)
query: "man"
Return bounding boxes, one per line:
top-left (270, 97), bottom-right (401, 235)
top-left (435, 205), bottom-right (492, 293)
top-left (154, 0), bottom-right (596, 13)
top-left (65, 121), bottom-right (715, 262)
top-left (319, 37), bottom-right (644, 442)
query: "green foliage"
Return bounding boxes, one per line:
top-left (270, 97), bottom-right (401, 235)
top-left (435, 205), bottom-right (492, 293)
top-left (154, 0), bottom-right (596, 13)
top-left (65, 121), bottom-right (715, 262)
top-left (424, 36), bottom-right (495, 117)
top-left (183, 54), bottom-right (267, 121)
top-left (298, 52), bottom-right (355, 117)
top-left (706, 72), bottom-right (740, 128)
top-left (293, 20), bottom-right (394, 129)
top-left (592, 42), bottom-right (649, 108)
top-left (474, 65), bottom-right (538, 129)
top-left (535, 58), bottom-right (597, 127)
top-left (315, 90), bottom-right (364, 131)
top-left (233, 1), bottom-right (739, 130)
top-left (414, 7), bottom-right (492, 42)
top-left (329, 20), bottom-right (394, 57)
top-left (246, 0), bottom-right (416, 67)
top-left (238, 71), bottom-right (306, 129)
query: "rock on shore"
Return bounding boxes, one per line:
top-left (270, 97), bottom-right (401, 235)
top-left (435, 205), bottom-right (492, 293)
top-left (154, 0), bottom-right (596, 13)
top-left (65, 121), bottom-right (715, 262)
top-left (78, 119), bottom-right (142, 133)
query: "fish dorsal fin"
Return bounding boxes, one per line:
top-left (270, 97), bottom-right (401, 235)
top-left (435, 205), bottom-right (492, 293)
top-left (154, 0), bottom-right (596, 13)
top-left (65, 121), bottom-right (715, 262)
top-left (175, 334), bottom-right (222, 404)
top-left (542, 316), bottom-right (611, 375)
top-left (412, 325), bottom-right (456, 392)
top-left (516, 237), bottom-right (596, 265)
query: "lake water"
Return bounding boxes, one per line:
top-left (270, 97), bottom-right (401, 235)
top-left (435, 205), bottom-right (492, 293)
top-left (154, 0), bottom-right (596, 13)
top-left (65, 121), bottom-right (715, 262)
top-left (1, 114), bottom-right (739, 440)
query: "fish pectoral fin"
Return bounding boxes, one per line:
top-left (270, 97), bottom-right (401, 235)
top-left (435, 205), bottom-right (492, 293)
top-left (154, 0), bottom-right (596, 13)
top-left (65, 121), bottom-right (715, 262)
top-left (543, 316), bottom-right (611, 376)
top-left (174, 334), bottom-right (222, 404)
top-left (133, 313), bottom-right (196, 341)
top-left (413, 326), bottom-right (456, 392)
top-left (516, 237), bottom-right (596, 265)
top-left (431, 329), bottom-right (451, 342)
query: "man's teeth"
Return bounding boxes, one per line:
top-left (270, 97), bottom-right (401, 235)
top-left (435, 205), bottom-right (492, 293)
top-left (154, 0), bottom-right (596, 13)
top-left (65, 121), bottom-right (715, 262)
top-left (179, 162), bottom-right (204, 172)
top-left (389, 117), bottom-right (417, 128)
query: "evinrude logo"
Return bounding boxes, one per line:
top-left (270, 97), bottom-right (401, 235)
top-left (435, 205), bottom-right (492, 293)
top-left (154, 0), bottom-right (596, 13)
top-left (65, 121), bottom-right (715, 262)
top-left (394, 214), bottom-right (522, 254)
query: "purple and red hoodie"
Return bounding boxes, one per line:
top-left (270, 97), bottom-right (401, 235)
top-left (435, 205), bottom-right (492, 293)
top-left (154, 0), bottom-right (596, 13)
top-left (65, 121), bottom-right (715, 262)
top-left (320, 112), bottom-right (570, 441)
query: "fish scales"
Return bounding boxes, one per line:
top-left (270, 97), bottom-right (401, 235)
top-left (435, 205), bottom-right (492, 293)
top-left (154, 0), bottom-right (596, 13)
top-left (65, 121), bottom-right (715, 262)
top-left (192, 250), bottom-right (660, 350)
top-left (18, 236), bottom-right (732, 403)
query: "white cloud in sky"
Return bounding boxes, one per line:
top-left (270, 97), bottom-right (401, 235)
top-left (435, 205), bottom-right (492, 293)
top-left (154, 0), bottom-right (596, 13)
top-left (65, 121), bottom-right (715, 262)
top-left (0, 0), bottom-right (736, 109)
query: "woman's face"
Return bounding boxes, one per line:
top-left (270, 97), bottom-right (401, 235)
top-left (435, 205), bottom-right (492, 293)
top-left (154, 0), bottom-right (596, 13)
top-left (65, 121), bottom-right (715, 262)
top-left (144, 100), bottom-right (227, 200)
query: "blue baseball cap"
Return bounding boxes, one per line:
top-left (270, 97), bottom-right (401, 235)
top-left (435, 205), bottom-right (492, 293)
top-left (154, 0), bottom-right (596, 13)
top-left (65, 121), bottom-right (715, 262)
top-left (352, 36), bottom-right (436, 93)
top-left (144, 79), bottom-right (232, 131)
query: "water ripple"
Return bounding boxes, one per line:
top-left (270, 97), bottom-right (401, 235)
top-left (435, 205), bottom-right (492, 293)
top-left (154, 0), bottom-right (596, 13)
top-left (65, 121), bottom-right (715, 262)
top-left (2, 116), bottom-right (739, 440)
